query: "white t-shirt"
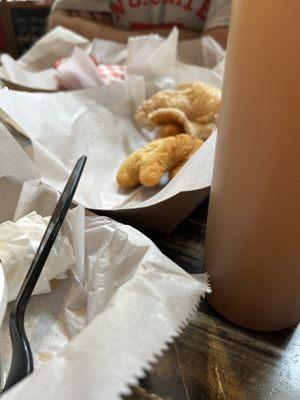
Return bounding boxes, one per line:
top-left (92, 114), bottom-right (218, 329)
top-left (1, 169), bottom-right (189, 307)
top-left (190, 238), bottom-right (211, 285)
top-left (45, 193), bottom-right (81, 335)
top-left (52, 0), bottom-right (231, 31)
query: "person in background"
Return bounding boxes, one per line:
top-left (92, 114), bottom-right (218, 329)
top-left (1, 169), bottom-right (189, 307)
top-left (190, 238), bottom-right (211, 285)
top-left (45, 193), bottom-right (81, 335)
top-left (48, 0), bottom-right (231, 48)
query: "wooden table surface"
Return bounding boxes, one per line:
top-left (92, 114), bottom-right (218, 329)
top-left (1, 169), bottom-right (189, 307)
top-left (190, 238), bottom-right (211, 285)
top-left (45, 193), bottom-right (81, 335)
top-left (124, 200), bottom-right (300, 400)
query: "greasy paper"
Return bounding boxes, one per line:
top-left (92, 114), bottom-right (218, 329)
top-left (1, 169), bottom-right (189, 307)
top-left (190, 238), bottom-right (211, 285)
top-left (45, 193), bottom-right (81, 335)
top-left (0, 121), bottom-right (40, 222)
top-left (0, 211), bottom-right (75, 301)
top-left (0, 27), bottom-right (222, 233)
top-left (0, 30), bottom-right (212, 399)
top-left (0, 27), bottom-right (224, 92)
top-left (18, 26), bottom-right (91, 72)
top-left (0, 82), bottom-right (216, 232)
top-left (0, 176), bottom-right (209, 400)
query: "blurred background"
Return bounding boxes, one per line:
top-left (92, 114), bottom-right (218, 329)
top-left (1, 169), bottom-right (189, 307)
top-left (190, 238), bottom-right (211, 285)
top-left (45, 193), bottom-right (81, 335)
top-left (0, 0), bottom-right (54, 57)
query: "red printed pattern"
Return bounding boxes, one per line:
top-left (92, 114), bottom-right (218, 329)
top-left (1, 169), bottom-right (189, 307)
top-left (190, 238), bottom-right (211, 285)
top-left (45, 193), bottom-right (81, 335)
top-left (97, 65), bottom-right (126, 84)
top-left (55, 55), bottom-right (126, 85)
top-left (111, 0), bottom-right (210, 22)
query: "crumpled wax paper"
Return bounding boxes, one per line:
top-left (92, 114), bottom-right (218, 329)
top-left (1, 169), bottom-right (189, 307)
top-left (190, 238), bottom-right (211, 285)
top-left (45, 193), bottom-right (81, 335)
top-left (0, 211), bottom-right (75, 301)
top-left (55, 47), bottom-right (108, 89)
top-left (0, 27), bottom-right (225, 92)
top-left (0, 37), bottom-right (211, 399)
top-left (0, 175), bottom-right (210, 400)
top-left (0, 30), bottom-right (220, 232)
top-left (0, 82), bottom-right (216, 230)
top-left (54, 47), bottom-right (126, 90)
top-left (0, 27), bottom-right (91, 91)
top-left (125, 29), bottom-right (222, 100)
top-left (0, 121), bottom-right (40, 223)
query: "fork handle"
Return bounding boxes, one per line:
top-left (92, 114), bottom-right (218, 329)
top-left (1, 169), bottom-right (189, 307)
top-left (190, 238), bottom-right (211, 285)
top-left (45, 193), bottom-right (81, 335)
top-left (2, 312), bottom-right (33, 392)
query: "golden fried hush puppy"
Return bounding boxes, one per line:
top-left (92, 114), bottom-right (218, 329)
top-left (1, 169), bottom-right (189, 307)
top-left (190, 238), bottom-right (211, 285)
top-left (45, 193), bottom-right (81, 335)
top-left (169, 138), bottom-right (204, 180)
top-left (117, 134), bottom-right (196, 188)
top-left (135, 82), bottom-right (221, 126)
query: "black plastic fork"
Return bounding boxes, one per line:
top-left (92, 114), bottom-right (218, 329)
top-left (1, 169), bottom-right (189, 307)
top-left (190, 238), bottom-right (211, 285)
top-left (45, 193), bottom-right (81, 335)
top-left (1, 155), bottom-right (87, 393)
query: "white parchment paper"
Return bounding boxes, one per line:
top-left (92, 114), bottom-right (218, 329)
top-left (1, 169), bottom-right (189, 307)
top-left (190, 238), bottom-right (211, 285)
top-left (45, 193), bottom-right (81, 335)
top-left (0, 31), bottom-right (220, 231)
top-left (0, 29), bottom-right (212, 398)
top-left (0, 82), bottom-right (216, 231)
top-left (0, 144), bottom-right (209, 399)
top-left (0, 27), bottom-right (224, 92)
top-left (0, 28), bottom-right (223, 232)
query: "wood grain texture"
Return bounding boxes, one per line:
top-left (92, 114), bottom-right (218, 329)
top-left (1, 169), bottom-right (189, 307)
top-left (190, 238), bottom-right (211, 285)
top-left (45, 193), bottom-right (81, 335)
top-left (125, 201), bottom-right (300, 400)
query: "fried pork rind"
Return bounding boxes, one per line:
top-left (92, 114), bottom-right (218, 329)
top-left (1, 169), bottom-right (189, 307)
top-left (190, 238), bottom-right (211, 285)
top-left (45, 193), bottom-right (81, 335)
top-left (159, 123), bottom-right (183, 138)
top-left (158, 119), bottom-right (218, 140)
top-left (135, 82), bottom-right (221, 126)
top-left (169, 138), bottom-right (204, 180)
top-left (191, 120), bottom-right (218, 141)
top-left (117, 134), bottom-right (196, 188)
top-left (148, 108), bottom-right (196, 137)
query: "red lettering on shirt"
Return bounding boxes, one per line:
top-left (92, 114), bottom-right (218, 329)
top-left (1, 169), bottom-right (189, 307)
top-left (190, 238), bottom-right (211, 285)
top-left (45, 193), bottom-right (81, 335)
top-left (195, 0), bottom-right (210, 20)
top-left (111, 0), bottom-right (125, 20)
top-left (128, 0), bottom-right (141, 6)
top-left (182, 0), bottom-right (193, 11)
top-left (150, 0), bottom-right (161, 4)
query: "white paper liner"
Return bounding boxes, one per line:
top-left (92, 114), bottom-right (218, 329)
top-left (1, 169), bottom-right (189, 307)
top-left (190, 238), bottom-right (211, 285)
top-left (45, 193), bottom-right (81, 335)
top-left (0, 37), bottom-right (216, 400)
top-left (0, 27), bottom-right (224, 92)
top-left (0, 211), bottom-right (75, 301)
top-left (1, 201), bottom-right (210, 400)
top-left (0, 78), bottom-right (217, 232)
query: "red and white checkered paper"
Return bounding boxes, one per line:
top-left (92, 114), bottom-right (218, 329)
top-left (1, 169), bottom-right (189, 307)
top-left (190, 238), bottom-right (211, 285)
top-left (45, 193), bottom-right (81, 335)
top-left (54, 53), bottom-right (126, 89)
top-left (96, 64), bottom-right (126, 84)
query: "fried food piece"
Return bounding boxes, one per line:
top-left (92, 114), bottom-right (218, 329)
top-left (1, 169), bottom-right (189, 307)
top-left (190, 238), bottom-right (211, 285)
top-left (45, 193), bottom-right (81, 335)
top-left (177, 82), bottom-right (200, 90)
top-left (177, 82), bottom-right (193, 90)
top-left (149, 108), bottom-right (191, 132)
top-left (155, 112), bottom-right (218, 140)
top-left (159, 120), bottom-right (217, 140)
top-left (148, 108), bottom-right (195, 137)
top-left (191, 120), bottom-right (217, 140)
top-left (135, 82), bottom-right (221, 125)
top-left (117, 134), bottom-right (195, 188)
top-left (159, 123), bottom-right (183, 138)
top-left (169, 138), bottom-right (204, 180)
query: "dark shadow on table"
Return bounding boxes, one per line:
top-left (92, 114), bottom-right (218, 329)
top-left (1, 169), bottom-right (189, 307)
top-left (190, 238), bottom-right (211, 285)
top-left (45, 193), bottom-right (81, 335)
top-left (142, 199), bottom-right (209, 275)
